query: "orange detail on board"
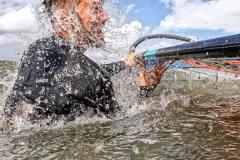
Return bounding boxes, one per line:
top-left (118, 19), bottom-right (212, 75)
top-left (221, 60), bottom-right (240, 66)
top-left (180, 60), bottom-right (240, 74)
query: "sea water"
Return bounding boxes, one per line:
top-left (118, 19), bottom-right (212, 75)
top-left (0, 60), bottom-right (239, 159)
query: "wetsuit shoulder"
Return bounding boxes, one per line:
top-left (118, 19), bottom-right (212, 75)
top-left (22, 36), bottom-right (61, 57)
top-left (5, 37), bottom-right (65, 109)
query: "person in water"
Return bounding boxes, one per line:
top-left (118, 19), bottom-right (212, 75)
top-left (3, 0), bottom-right (174, 124)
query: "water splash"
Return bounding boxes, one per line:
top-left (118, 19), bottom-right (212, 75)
top-left (1, 1), bottom-right (239, 134)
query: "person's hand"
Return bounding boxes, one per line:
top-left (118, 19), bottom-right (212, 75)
top-left (124, 52), bottom-right (139, 67)
top-left (139, 60), bottom-right (175, 89)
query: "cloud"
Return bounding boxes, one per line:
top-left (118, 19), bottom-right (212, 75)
top-left (126, 4), bottom-right (135, 14)
top-left (0, 5), bottom-right (38, 34)
top-left (136, 41), bottom-right (174, 53)
top-left (155, 0), bottom-right (240, 33)
top-left (0, 4), bottom-right (39, 60)
top-left (0, 0), bottom-right (40, 15)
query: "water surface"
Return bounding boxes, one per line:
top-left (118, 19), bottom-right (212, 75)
top-left (0, 60), bottom-right (239, 159)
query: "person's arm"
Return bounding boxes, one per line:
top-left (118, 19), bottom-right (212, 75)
top-left (101, 52), bottom-right (140, 77)
top-left (138, 60), bottom-right (175, 98)
top-left (101, 61), bottom-right (126, 77)
top-left (125, 52), bottom-right (175, 98)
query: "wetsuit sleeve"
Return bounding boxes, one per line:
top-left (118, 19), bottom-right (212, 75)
top-left (101, 61), bottom-right (126, 77)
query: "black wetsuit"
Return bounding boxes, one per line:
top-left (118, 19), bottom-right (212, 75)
top-left (4, 36), bottom-right (127, 119)
top-left (4, 35), bottom-right (153, 121)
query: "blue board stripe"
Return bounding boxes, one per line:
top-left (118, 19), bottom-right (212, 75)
top-left (144, 49), bottom-right (158, 59)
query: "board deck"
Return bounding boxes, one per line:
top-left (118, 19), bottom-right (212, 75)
top-left (138, 34), bottom-right (240, 61)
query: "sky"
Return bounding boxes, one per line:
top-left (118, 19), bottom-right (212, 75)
top-left (0, 0), bottom-right (240, 61)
